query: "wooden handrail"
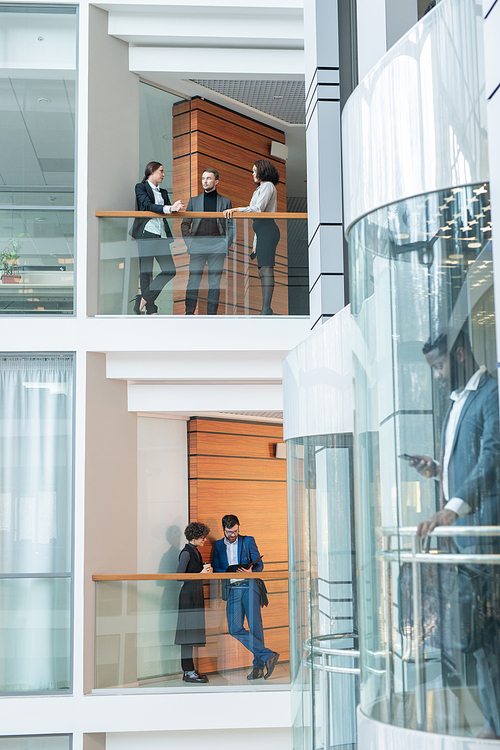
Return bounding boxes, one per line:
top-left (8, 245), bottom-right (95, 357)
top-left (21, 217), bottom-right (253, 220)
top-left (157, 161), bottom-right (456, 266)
top-left (95, 211), bottom-right (307, 219)
top-left (93, 571), bottom-right (289, 581)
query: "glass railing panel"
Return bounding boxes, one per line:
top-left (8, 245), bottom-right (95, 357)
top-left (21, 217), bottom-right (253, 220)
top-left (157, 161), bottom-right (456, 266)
top-left (0, 209), bottom-right (74, 314)
top-left (94, 573), bottom-right (289, 689)
top-left (96, 213), bottom-right (308, 317)
top-left (0, 577), bottom-right (71, 692)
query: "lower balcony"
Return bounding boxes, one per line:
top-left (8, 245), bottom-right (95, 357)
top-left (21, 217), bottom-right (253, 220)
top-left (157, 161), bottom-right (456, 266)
top-left (93, 571), bottom-right (289, 692)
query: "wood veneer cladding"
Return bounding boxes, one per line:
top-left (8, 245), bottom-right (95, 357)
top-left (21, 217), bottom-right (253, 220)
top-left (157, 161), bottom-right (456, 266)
top-left (188, 417), bottom-right (288, 668)
top-left (171, 97), bottom-right (288, 315)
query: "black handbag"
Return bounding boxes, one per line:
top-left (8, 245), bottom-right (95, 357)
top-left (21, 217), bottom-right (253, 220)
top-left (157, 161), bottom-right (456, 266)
top-left (242, 537), bottom-right (269, 608)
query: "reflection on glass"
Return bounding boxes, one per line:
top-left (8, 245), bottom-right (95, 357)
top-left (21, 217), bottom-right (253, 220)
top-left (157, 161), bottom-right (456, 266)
top-left (0, 6), bottom-right (76, 207)
top-left (0, 356), bottom-right (74, 575)
top-left (95, 577), bottom-right (289, 689)
top-left (0, 210), bottom-right (74, 314)
top-left (0, 578), bottom-right (71, 692)
top-left (0, 4), bottom-right (76, 314)
top-left (97, 217), bottom-right (309, 316)
top-left (0, 355), bottom-right (73, 694)
top-left (349, 183), bottom-right (499, 738)
top-left (288, 436), bottom-right (359, 750)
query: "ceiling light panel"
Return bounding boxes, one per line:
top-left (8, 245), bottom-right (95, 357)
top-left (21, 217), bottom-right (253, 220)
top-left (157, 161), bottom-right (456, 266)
top-left (190, 79), bottom-right (305, 124)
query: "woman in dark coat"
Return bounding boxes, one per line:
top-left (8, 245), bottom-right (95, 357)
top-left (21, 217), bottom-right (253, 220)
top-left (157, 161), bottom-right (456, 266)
top-left (175, 521), bottom-right (212, 683)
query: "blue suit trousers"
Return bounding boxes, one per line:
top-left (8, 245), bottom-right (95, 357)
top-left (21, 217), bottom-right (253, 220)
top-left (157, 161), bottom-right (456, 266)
top-left (226, 583), bottom-right (273, 667)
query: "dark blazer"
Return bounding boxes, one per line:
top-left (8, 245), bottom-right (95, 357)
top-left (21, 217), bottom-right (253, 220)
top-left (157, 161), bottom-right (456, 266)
top-left (212, 535), bottom-right (263, 600)
top-left (131, 181), bottom-right (174, 240)
top-left (442, 371), bottom-right (500, 551)
top-left (181, 192), bottom-right (234, 253)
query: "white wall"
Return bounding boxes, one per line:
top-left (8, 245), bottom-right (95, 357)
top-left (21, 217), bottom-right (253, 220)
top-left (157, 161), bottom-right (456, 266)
top-left (137, 416), bottom-right (188, 574)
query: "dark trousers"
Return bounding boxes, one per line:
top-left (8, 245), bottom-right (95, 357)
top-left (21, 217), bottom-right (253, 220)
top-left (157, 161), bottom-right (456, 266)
top-left (181, 645), bottom-right (194, 672)
top-left (186, 250), bottom-right (225, 315)
top-left (226, 583), bottom-right (273, 667)
top-left (137, 231), bottom-right (176, 310)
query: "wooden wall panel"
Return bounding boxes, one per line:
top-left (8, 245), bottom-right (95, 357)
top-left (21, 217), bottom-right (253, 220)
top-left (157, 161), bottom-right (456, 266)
top-left (188, 417), bottom-right (288, 675)
top-left (171, 97), bottom-right (287, 315)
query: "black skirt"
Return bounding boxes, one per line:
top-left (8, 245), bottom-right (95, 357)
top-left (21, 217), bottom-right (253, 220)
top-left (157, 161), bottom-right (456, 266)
top-left (253, 218), bottom-right (280, 267)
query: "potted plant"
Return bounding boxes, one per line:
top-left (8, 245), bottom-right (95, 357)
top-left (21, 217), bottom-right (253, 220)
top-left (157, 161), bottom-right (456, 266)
top-left (1, 234), bottom-right (23, 284)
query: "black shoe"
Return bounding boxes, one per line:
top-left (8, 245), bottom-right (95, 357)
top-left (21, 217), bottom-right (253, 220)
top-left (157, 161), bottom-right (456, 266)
top-left (182, 671), bottom-right (209, 684)
top-left (145, 302), bottom-right (158, 315)
top-left (259, 308), bottom-right (273, 316)
top-left (130, 295), bottom-right (142, 315)
top-left (264, 652), bottom-right (279, 680)
top-left (247, 667), bottom-right (264, 680)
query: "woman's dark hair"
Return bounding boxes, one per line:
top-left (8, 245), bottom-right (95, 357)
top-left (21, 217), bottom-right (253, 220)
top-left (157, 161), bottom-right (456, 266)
top-left (253, 158), bottom-right (280, 185)
top-left (184, 521), bottom-right (210, 541)
top-left (142, 161), bottom-right (162, 184)
top-left (222, 514), bottom-right (240, 530)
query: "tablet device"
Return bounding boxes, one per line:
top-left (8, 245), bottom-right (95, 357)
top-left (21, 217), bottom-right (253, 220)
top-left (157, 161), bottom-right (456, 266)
top-left (226, 554), bottom-right (264, 572)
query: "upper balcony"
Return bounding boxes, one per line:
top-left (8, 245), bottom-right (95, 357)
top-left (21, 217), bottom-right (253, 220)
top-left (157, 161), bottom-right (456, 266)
top-left (96, 211), bottom-right (308, 317)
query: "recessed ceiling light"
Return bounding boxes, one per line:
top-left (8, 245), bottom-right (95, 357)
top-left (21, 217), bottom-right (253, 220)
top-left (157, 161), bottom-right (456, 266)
top-left (468, 242), bottom-right (481, 248)
top-left (449, 253), bottom-right (464, 259)
top-left (38, 97), bottom-right (50, 103)
top-left (394, 233), bottom-right (409, 239)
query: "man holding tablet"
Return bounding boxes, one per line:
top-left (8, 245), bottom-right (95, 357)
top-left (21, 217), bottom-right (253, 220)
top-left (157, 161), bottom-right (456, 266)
top-left (212, 514), bottom-right (279, 680)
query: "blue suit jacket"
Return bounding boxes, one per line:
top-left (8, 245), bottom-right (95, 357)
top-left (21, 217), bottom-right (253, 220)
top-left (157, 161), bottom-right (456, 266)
top-left (212, 535), bottom-right (264, 600)
top-left (442, 372), bottom-right (500, 551)
top-left (212, 535), bottom-right (264, 573)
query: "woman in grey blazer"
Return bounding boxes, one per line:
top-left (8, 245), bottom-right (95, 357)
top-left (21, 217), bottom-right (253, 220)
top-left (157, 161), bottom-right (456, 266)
top-left (224, 159), bottom-right (280, 315)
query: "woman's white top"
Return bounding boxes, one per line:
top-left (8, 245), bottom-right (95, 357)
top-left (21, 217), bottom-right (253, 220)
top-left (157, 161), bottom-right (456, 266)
top-left (145, 179), bottom-right (172, 237)
top-left (238, 181), bottom-right (278, 213)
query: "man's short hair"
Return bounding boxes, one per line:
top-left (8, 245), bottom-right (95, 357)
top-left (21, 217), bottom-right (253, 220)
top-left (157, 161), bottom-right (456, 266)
top-left (222, 514), bottom-right (240, 529)
top-left (422, 328), bottom-right (472, 357)
top-left (422, 332), bottom-right (447, 356)
top-left (203, 167), bottom-right (219, 180)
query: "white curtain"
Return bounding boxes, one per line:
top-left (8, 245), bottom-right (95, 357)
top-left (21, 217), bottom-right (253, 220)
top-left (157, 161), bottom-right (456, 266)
top-left (0, 355), bottom-right (73, 691)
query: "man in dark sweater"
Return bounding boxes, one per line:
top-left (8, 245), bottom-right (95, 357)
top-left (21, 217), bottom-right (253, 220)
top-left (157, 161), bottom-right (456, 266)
top-left (181, 169), bottom-right (233, 315)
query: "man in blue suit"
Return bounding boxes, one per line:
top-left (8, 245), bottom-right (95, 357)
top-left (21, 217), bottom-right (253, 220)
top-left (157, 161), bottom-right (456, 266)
top-left (212, 514), bottom-right (279, 680)
top-left (412, 329), bottom-right (500, 739)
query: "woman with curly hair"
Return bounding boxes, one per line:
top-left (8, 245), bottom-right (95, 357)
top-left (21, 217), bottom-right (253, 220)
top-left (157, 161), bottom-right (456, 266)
top-left (174, 521), bottom-right (212, 683)
top-left (223, 158), bottom-right (281, 315)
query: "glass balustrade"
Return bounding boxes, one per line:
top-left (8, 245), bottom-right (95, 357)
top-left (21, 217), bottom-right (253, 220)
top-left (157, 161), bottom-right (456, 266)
top-left (96, 213), bottom-right (308, 316)
top-left (349, 181), bottom-right (499, 738)
top-left (0, 209), bottom-right (74, 314)
top-left (94, 572), bottom-right (289, 690)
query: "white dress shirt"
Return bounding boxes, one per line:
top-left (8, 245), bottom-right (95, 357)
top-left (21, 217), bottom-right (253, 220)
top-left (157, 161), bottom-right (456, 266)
top-left (224, 536), bottom-right (239, 583)
top-left (442, 365), bottom-right (487, 517)
top-left (144, 180), bottom-right (172, 237)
